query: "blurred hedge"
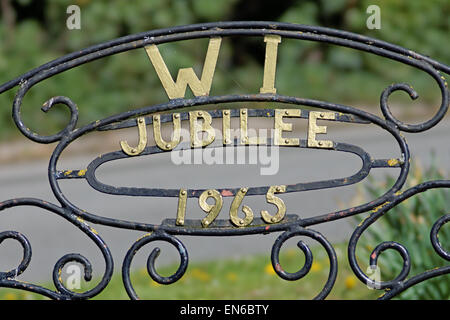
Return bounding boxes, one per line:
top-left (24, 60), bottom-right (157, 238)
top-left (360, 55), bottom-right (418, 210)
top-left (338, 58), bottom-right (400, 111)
top-left (0, 0), bottom-right (448, 140)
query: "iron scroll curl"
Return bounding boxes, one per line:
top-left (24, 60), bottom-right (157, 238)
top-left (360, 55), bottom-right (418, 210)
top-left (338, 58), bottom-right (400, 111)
top-left (0, 21), bottom-right (448, 299)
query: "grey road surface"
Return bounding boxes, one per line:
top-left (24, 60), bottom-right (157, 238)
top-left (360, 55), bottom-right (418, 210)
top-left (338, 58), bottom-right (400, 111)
top-left (1, 119), bottom-right (449, 284)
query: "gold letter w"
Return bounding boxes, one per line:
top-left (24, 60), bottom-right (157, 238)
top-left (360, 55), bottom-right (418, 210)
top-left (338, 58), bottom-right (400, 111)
top-left (145, 37), bottom-right (222, 100)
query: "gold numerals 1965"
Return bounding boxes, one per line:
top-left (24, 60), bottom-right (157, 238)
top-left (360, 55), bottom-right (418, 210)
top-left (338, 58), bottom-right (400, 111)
top-left (176, 186), bottom-right (287, 228)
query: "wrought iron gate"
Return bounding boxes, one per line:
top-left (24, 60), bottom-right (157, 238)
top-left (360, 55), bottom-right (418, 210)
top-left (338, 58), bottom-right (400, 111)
top-left (0, 22), bottom-right (448, 300)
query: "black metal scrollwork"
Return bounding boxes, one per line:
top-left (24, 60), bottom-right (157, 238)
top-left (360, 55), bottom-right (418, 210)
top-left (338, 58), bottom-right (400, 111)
top-left (0, 22), bottom-right (448, 300)
top-left (271, 227), bottom-right (337, 300)
top-left (0, 199), bottom-right (113, 300)
top-left (122, 231), bottom-right (189, 299)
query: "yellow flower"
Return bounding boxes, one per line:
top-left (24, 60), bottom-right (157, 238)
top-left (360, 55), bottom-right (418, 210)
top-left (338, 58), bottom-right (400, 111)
top-left (139, 267), bottom-right (147, 276)
top-left (191, 268), bottom-right (211, 282)
top-left (311, 261), bottom-right (322, 272)
top-left (264, 263), bottom-right (276, 275)
top-left (150, 280), bottom-right (162, 287)
top-left (4, 293), bottom-right (17, 300)
top-left (345, 275), bottom-right (357, 289)
top-left (226, 272), bottom-right (238, 282)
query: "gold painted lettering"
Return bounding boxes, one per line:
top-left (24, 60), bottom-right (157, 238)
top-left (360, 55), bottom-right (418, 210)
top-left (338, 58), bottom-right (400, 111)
top-left (260, 35), bottom-right (281, 94)
top-left (176, 189), bottom-right (187, 226)
top-left (153, 113), bottom-right (181, 151)
top-left (145, 37), bottom-right (222, 99)
top-left (229, 188), bottom-right (254, 227)
top-left (261, 185), bottom-right (287, 224)
top-left (274, 109), bottom-right (301, 146)
top-left (189, 111), bottom-right (215, 148)
top-left (240, 109), bottom-right (267, 145)
top-left (199, 189), bottom-right (223, 227)
top-left (120, 117), bottom-right (147, 156)
top-left (222, 109), bottom-right (231, 145)
top-left (307, 111), bottom-right (335, 148)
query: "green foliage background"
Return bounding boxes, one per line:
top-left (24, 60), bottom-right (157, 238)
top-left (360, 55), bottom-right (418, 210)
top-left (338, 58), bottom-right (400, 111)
top-left (354, 160), bottom-right (450, 299)
top-left (0, 0), bottom-right (449, 139)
